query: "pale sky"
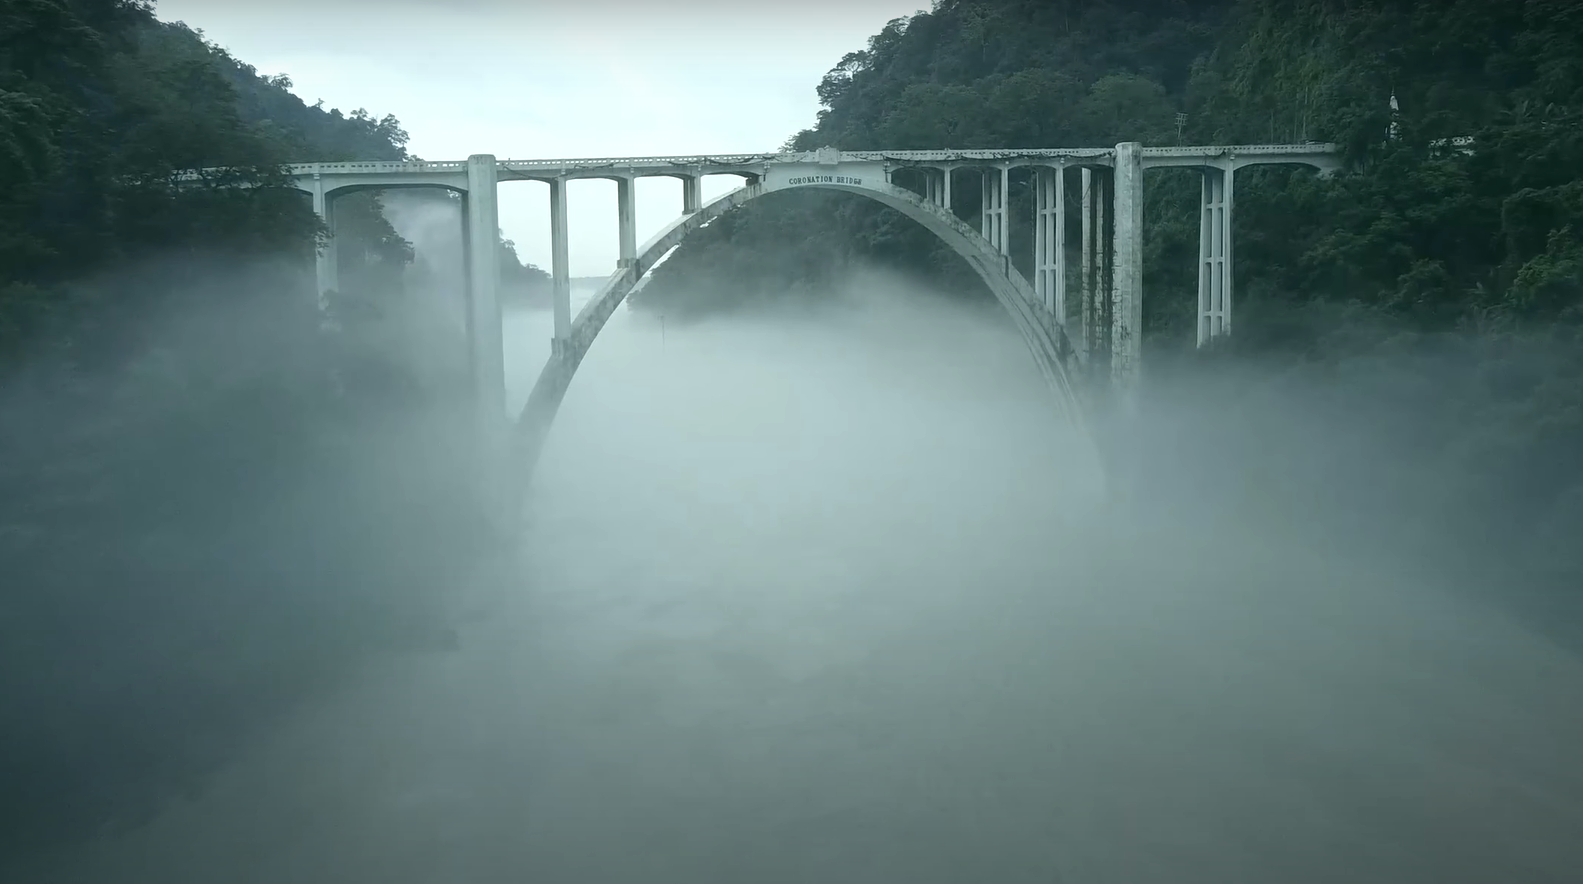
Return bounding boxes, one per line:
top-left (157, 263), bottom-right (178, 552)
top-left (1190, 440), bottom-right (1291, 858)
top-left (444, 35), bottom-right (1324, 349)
top-left (154, 0), bottom-right (922, 275)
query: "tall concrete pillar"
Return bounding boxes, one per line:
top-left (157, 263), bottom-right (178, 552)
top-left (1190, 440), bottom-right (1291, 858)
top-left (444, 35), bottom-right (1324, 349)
top-left (681, 175), bottom-right (703, 214)
top-left (980, 166), bottom-right (1008, 255)
top-left (464, 155), bottom-right (504, 423)
top-left (925, 169), bottom-right (943, 207)
top-left (999, 165), bottom-right (1011, 257)
top-left (1080, 168), bottom-right (1092, 358)
top-left (616, 176), bottom-right (637, 269)
top-left (463, 155), bottom-right (512, 533)
top-left (310, 177), bottom-right (338, 330)
top-left (1034, 165), bottom-right (1067, 324)
top-left (980, 169), bottom-right (992, 244)
top-left (548, 176), bottom-right (571, 341)
top-left (1111, 142), bottom-right (1145, 393)
top-left (1080, 167), bottom-right (1110, 366)
top-left (942, 166), bottom-right (953, 214)
top-left (1223, 163), bottom-right (1235, 337)
top-left (1197, 162), bottom-right (1235, 345)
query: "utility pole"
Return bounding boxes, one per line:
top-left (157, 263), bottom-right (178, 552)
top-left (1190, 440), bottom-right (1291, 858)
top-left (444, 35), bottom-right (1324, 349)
top-left (1175, 113), bottom-right (1188, 145)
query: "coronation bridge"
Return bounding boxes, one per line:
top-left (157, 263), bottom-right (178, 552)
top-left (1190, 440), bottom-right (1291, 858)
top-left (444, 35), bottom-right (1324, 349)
top-left (257, 141), bottom-right (1342, 501)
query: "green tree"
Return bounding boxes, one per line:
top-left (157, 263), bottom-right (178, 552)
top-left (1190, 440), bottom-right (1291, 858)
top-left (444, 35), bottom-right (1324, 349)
top-left (0, 0), bottom-right (489, 857)
top-left (637, 0), bottom-right (1583, 626)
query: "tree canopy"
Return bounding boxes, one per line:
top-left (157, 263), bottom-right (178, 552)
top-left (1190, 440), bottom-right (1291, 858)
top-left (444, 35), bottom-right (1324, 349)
top-left (2, 0), bottom-right (1581, 862)
top-left (0, 0), bottom-right (504, 856)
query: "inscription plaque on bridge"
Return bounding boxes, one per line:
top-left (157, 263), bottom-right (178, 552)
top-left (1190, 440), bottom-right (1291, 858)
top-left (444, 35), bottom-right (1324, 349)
top-left (786, 174), bottom-right (865, 186)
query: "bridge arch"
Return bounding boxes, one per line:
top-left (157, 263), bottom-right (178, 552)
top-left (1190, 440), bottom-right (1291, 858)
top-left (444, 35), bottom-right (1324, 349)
top-left (510, 177), bottom-right (1095, 491)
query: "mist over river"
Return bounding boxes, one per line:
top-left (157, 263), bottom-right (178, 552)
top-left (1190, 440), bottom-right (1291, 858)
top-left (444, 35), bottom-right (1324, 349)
top-left (11, 279), bottom-right (1583, 884)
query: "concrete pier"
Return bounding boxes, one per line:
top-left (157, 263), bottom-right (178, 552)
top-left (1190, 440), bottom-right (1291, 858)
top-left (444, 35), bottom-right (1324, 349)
top-left (1110, 142), bottom-right (1144, 395)
top-left (980, 165), bottom-right (1009, 256)
top-left (464, 154), bottom-right (509, 528)
top-left (681, 175), bottom-right (702, 214)
top-left (1034, 165), bottom-right (1067, 323)
top-left (925, 168), bottom-right (944, 208)
top-left (616, 176), bottom-right (637, 269)
top-left (1198, 162), bottom-right (1235, 345)
top-left (464, 154), bottom-right (504, 413)
top-left (549, 176), bottom-right (571, 341)
top-left (310, 176), bottom-right (338, 331)
top-left (1080, 167), bottom-right (1110, 367)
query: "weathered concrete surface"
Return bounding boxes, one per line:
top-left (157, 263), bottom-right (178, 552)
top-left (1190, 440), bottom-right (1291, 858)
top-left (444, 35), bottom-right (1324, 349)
top-left (980, 163), bottom-right (1009, 254)
top-left (463, 155), bottom-right (504, 433)
top-left (1110, 141), bottom-right (1144, 400)
top-left (616, 176), bottom-right (637, 267)
top-left (308, 177), bottom-right (338, 325)
top-left (1198, 162), bottom-right (1235, 345)
top-left (548, 176), bottom-right (571, 340)
top-left (1033, 164), bottom-right (1067, 323)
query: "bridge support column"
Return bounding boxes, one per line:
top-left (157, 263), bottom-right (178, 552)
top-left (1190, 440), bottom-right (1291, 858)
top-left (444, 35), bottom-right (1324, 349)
top-left (464, 154), bottom-right (511, 531)
top-left (981, 165), bottom-right (1009, 256)
top-left (924, 166), bottom-right (953, 213)
top-left (1111, 142), bottom-right (1144, 398)
top-left (681, 175), bottom-right (703, 214)
top-left (549, 176), bottom-right (571, 342)
top-left (616, 176), bottom-right (637, 269)
top-left (1080, 167), bottom-right (1111, 368)
top-left (310, 178), bottom-right (338, 331)
top-left (464, 155), bottom-right (505, 424)
top-left (1034, 165), bottom-right (1067, 324)
top-left (1197, 162), bottom-right (1234, 345)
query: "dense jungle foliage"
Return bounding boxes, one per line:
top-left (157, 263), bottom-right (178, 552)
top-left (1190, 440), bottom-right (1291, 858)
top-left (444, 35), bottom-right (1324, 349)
top-left (3, 0), bottom-right (1581, 864)
top-left (641, 0), bottom-right (1583, 619)
top-left (0, 0), bottom-right (542, 855)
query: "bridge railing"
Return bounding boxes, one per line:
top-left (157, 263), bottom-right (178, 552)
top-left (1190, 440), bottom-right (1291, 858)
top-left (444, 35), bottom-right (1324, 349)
top-left (171, 143), bottom-right (1343, 183)
top-left (165, 144), bottom-right (1346, 188)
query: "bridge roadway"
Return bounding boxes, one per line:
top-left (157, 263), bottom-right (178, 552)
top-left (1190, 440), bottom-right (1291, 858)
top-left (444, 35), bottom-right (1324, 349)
top-left (283, 143), bottom-right (1341, 182)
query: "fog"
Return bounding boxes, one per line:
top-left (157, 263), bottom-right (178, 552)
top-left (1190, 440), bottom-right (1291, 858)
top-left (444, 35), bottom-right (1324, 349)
top-left (7, 255), bottom-right (1583, 882)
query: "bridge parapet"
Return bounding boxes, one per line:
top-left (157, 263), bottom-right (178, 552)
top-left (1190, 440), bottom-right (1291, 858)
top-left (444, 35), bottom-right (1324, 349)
top-left (265, 143), bottom-right (1340, 189)
top-left (181, 143), bottom-right (1339, 187)
top-left (1140, 143), bottom-right (1343, 174)
top-left (289, 159), bottom-right (471, 174)
top-left (271, 139), bottom-right (1342, 382)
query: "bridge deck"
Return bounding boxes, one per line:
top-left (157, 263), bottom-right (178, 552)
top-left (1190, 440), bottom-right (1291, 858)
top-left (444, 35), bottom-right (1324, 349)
top-left (265, 144), bottom-right (1339, 182)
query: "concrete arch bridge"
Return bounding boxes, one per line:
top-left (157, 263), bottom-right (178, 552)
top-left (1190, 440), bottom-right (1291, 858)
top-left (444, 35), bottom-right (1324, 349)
top-left (276, 142), bottom-right (1341, 499)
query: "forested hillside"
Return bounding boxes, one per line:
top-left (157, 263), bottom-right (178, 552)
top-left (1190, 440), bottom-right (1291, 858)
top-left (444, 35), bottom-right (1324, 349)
top-left (0, 0), bottom-right (512, 856)
top-left (3, 0), bottom-right (1581, 865)
top-left (645, 0), bottom-right (1583, 329)
top-left (641, 0), bottom-right (1583, 617)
